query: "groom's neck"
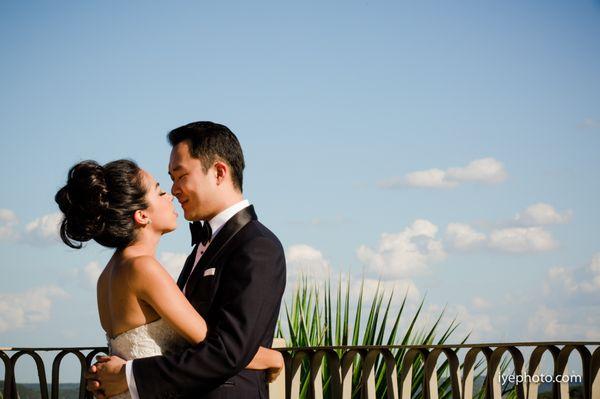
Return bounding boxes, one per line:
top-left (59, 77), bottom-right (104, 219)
top-left (208, 191), bottom-right (244, 220)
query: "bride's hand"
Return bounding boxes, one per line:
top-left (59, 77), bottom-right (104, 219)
top-left (266, 351), bottom-right (284, 383)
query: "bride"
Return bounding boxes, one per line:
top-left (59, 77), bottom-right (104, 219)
top-left (55, 159), bottom-right (283, 398)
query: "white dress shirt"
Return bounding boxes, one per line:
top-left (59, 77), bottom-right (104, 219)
top-left (124, 199), bottom-right (251, 399)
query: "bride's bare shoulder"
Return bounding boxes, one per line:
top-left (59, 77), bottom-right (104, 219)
top-left (96, 260), bottom-right (113, 289)
top-left (126, 255), bottom-right (162, 271)
top-left (124, 255), bottom-right (172, 286)
top-left (97, 264), bottom-right (108, 283)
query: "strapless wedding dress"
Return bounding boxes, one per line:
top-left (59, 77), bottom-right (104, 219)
top-left (107, 318), bottom-right (188, 399)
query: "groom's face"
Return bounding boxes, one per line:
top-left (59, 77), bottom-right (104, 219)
top-left (168, 141), bottom-right (219, 221)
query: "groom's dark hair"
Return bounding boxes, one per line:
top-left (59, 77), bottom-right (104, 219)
top-left (168, 121), bottom-right (245, 192)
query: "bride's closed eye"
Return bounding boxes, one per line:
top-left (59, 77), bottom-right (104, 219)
top-left (155, 182), bottom-right (167, 196)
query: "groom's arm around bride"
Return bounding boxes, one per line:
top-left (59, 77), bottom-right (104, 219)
top-left (135, 212), bottom-right (286, 398)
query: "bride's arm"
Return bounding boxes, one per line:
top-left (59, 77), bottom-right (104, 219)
top-left (128, 255), bottom-right (283, 377)
top-left (247, 347), bottom-right (284, 374)
top-left (127, 255), bottom-right (207, 344)
top-left (247, 347), bottom-right (284, 383)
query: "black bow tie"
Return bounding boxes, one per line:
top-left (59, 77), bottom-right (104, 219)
top-left (190, 221), bottom-right (212, 246)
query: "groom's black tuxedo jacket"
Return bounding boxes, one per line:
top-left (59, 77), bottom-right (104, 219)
top-left (132, 206), bottom-right (286, 399)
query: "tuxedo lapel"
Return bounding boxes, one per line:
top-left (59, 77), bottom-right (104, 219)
top-left (176, 244), bottom-right (199, 290)
top-left (185, 205), bottom-right (257, 297)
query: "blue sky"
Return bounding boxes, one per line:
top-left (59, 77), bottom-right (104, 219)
top-left (1, 0), bottom-right (599, 381)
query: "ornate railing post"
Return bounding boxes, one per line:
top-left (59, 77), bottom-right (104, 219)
top-left (462, 346), bottom-right (492, 399)
top-left (425, 347), bottom-right (461, 399)
top-left (10, 349), bottom-right (50, 399)
top-left (51, 349), bottom-right (87, 399)
top-left (488, 346), bottom-right (525, 399)
top-left (527, 345), bottom-right (560, 398)
top-left (340, 349), bottom-right (361, 399)
top-left (398, 347), bottom-right (429, 399)
top-left (1, 349), bottom-right (14, 399)
top-left (556, 345), bottom-right (592, 399)
top-left (591, 346), bottom-right (600, 399)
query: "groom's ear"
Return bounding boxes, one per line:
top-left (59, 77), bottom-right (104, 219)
top-left (214, 160), bottom-right (229, 186)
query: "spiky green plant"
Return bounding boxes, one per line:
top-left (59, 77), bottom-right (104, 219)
top-left (277, 274), bottom-right (511, 398)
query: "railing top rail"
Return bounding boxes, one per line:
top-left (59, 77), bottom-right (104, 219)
top-left (0, 346), bottom-right (106, 351)
top-left (278, 341), bottom-right (600, 351)
top-left (1, 341), bottom-right (599, 352)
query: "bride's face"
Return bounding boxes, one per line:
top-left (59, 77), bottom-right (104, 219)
top-left (140, 170), bottom-right (178, 234)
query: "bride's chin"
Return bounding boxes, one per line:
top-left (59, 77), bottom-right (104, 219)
top-left (160, 225), bottom-right (177, 235)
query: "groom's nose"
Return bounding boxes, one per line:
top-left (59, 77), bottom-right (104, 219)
top-left (171, 186), bottom-right (183, 203)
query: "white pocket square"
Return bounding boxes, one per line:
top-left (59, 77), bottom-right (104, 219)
top-left (203, 268), bottom-right (216, 277)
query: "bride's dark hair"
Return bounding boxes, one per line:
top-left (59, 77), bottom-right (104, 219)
top-left (55, 159), bottom-right (148, 249)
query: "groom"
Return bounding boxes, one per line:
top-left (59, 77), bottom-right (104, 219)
top-left (86, 122), bottom-right (287, 398)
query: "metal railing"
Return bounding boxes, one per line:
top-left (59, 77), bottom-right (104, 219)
top-left (1, 342), bottom-right (599, 398)
top-left (270, 342), bottom-right (600, 399)
top-left (0, 346), bottom-right (107, 399)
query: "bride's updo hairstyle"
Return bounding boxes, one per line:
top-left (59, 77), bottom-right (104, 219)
top-left (55, 159), bottom-right (148, 249)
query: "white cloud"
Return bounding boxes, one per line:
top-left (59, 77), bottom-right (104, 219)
top-left (451, 305), bottom-right (494, 340)
top-left (527, 305), bottom-right (600, 340)
top-left (0, 210), bottom-right (70, 245)
top-left (283, 247), bottom-right (421, 313)
top-left (527, 305), bottom-right (563, 338)
top-left (472, 296), bottom-right (491, 310)
top-left (418, 303), bottom-right (495, 341)
top-left (350, 277), bottom-right (421, 305)
top-left (82, 261), bottom-right (103, 288)
top-left (577, 117), bottom-right (600, 129)
top-left (24, 212), bottom-right (62, 245)
top-left (159, 252), bottom-right (188, 280)
top-left (514, 203), bottom-right (572, 226)
top-left (492, 252), bottom-right (600, 341)
top-left (404, 169), bottom-right (458, 189)
top-left (0, 208), bottom-right (19, 240)
top-left (488, 227), bottom-right (557, 253)
top-left (286, 244), bottom-right (332, 279)
top-left (544, 252), bottom-right (600, 295)
top-left (530, 253), bottom-right (600, 340)
top-left (357, 219), bottom-right (446, 279)
top-left (445, 223), bottom-right (486, 251)
top-left (544, 266), bottom-right (578, 295)
top-left (0, 285), bottom-right (69, 333)
top-left (376, 176), bottom-right (403, 189)
top-left (68, 261), bottom-right (104, 289)
top-left (378, 157), bottom-right (507, 189)
top-left (446, 157), bottom-right (508, 184)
